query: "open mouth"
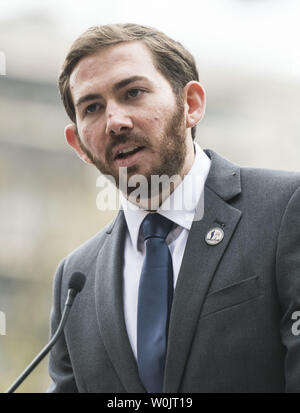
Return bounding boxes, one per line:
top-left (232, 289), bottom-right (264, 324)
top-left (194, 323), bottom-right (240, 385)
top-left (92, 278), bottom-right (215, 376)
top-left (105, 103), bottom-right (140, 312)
top-left (114, 146), bottom-right (145, 160)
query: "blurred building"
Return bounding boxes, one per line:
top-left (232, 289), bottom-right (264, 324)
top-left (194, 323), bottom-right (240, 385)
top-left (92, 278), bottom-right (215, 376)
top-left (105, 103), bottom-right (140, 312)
top-left (0, 13), bottom-right (116, 392)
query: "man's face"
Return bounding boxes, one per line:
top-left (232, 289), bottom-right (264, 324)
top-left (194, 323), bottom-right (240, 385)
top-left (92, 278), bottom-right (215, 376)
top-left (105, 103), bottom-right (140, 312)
top-left (68, 41), bottom-right (192, 195)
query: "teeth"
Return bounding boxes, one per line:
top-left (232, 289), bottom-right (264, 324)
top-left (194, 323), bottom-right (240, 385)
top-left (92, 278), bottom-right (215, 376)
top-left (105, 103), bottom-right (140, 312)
top-left (117, 146), bottom-right (139, 155)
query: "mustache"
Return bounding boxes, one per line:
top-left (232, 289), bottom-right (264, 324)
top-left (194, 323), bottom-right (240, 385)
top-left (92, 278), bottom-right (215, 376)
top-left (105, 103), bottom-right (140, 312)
top-left (106, 132), bottom-right (151, 160)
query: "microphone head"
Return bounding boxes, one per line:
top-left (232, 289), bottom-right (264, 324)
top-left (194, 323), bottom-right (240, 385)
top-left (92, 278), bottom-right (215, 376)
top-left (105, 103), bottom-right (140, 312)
top-left (69, 272), bottom-right (86, 293)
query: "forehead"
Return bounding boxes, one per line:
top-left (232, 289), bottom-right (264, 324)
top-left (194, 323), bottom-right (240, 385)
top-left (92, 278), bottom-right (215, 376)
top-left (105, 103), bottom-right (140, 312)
top-left (70, 41), bottom-right (166, 98)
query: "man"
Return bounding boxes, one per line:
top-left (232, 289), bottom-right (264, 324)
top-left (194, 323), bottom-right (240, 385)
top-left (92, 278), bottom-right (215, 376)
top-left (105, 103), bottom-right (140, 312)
top-left (48, 23), bottom-right (300, 393)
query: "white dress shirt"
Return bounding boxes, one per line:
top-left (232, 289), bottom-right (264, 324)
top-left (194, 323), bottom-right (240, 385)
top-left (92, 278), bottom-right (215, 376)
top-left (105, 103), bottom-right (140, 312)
top-left (120, 142), bottom-right (211, 360)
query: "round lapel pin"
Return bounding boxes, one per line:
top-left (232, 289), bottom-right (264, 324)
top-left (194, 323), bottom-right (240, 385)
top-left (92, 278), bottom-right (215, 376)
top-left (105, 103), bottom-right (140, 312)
top-left (205, 227), bottom-right (224, 245)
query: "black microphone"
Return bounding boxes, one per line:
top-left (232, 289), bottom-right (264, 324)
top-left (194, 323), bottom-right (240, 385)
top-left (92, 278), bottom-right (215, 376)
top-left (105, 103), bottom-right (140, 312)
top-left (5, 272), bottom-right (86, 393)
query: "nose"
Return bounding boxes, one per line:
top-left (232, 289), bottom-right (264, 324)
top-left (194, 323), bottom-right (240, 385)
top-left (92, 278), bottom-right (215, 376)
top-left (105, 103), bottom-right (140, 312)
top-left (105, 102), bottom-right (133, 136)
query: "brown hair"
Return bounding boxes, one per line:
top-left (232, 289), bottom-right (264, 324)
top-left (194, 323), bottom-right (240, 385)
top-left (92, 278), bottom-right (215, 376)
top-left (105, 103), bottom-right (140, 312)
top-left (59, 23), bottom-right (199, 139)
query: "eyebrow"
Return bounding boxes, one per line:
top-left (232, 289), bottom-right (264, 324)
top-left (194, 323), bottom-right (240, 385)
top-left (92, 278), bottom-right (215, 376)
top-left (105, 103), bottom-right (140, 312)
top-left (75, 76), bottom-right (149, 108)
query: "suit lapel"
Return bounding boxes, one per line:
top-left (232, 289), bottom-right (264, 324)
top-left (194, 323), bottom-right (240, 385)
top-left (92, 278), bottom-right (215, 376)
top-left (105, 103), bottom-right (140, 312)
top-left (164, 149), bottom-right (243, 392)
top-left (94, 211), bottom-right (145, 392)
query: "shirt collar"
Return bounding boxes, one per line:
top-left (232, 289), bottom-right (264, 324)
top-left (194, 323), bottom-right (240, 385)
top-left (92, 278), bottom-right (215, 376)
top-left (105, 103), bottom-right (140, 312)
top-left (120, 142), bottom-right (211, 250)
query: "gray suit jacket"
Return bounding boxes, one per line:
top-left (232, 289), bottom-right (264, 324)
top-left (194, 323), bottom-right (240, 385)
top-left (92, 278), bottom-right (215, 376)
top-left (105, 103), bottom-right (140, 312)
top-left (48, 149), bottom-right (300, 393)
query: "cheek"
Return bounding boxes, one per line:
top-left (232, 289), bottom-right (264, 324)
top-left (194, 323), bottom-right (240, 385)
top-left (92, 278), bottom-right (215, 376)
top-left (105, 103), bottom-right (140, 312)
top-left (141, 108), bottom-right (167, 132)
top-left (79, 124), bottom-right (89, 141)
top-left (140, 117), bottom-right (161, 138)
top-left (80, 125), bottom-right (99, 151)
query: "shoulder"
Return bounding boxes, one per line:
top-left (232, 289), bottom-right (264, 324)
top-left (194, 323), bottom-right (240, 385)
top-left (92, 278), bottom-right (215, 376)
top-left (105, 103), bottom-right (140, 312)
top-left (241, 165), bottom-right (300, 192)
top-left (54, 211), bottom-right (124, 290)
top-left (240, 165), bottom-right (300, 212)
top-left (205, 148), bottom-right (300, 204)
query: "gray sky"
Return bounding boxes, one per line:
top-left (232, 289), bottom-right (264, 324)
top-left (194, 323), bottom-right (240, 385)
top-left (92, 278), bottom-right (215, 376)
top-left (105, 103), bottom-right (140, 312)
top-left (1, 0), bottom-right (300, 80)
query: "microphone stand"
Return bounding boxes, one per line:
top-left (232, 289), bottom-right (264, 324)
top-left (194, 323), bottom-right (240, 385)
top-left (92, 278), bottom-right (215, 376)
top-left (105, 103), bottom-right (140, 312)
top-left (5, 288), bottom-right (76, 393)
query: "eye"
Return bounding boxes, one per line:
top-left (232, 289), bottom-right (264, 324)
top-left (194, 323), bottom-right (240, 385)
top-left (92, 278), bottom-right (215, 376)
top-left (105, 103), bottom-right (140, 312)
top-left (85, 103), bottom-right (101, 114)
top-left (127, 88), bottom-right (143, 99)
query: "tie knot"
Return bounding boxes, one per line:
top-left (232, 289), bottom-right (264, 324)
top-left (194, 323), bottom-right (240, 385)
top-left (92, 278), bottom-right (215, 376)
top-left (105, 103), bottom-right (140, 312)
top-left (140, 213), bottom-right (173, 241)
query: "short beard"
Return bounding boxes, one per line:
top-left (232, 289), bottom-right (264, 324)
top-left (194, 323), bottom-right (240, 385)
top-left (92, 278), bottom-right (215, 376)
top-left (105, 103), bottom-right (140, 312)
top-left (76, 94), bottom-right (187, 200)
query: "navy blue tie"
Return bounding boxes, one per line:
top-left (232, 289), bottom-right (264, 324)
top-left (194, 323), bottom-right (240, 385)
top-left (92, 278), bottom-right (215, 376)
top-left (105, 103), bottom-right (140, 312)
top-left (137, 213), bottom-right (174, 393)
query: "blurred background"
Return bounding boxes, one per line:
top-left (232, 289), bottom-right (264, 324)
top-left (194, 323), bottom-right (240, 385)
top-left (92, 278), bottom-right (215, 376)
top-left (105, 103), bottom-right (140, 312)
top-left (0, 0), bottom-right (299, 392)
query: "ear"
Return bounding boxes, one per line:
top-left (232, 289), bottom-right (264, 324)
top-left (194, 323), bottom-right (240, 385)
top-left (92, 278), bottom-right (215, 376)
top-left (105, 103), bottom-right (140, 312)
top-left (184, 81), bottom-right (206, 129)
top-left (64, 124), bottom-right (93, 164)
